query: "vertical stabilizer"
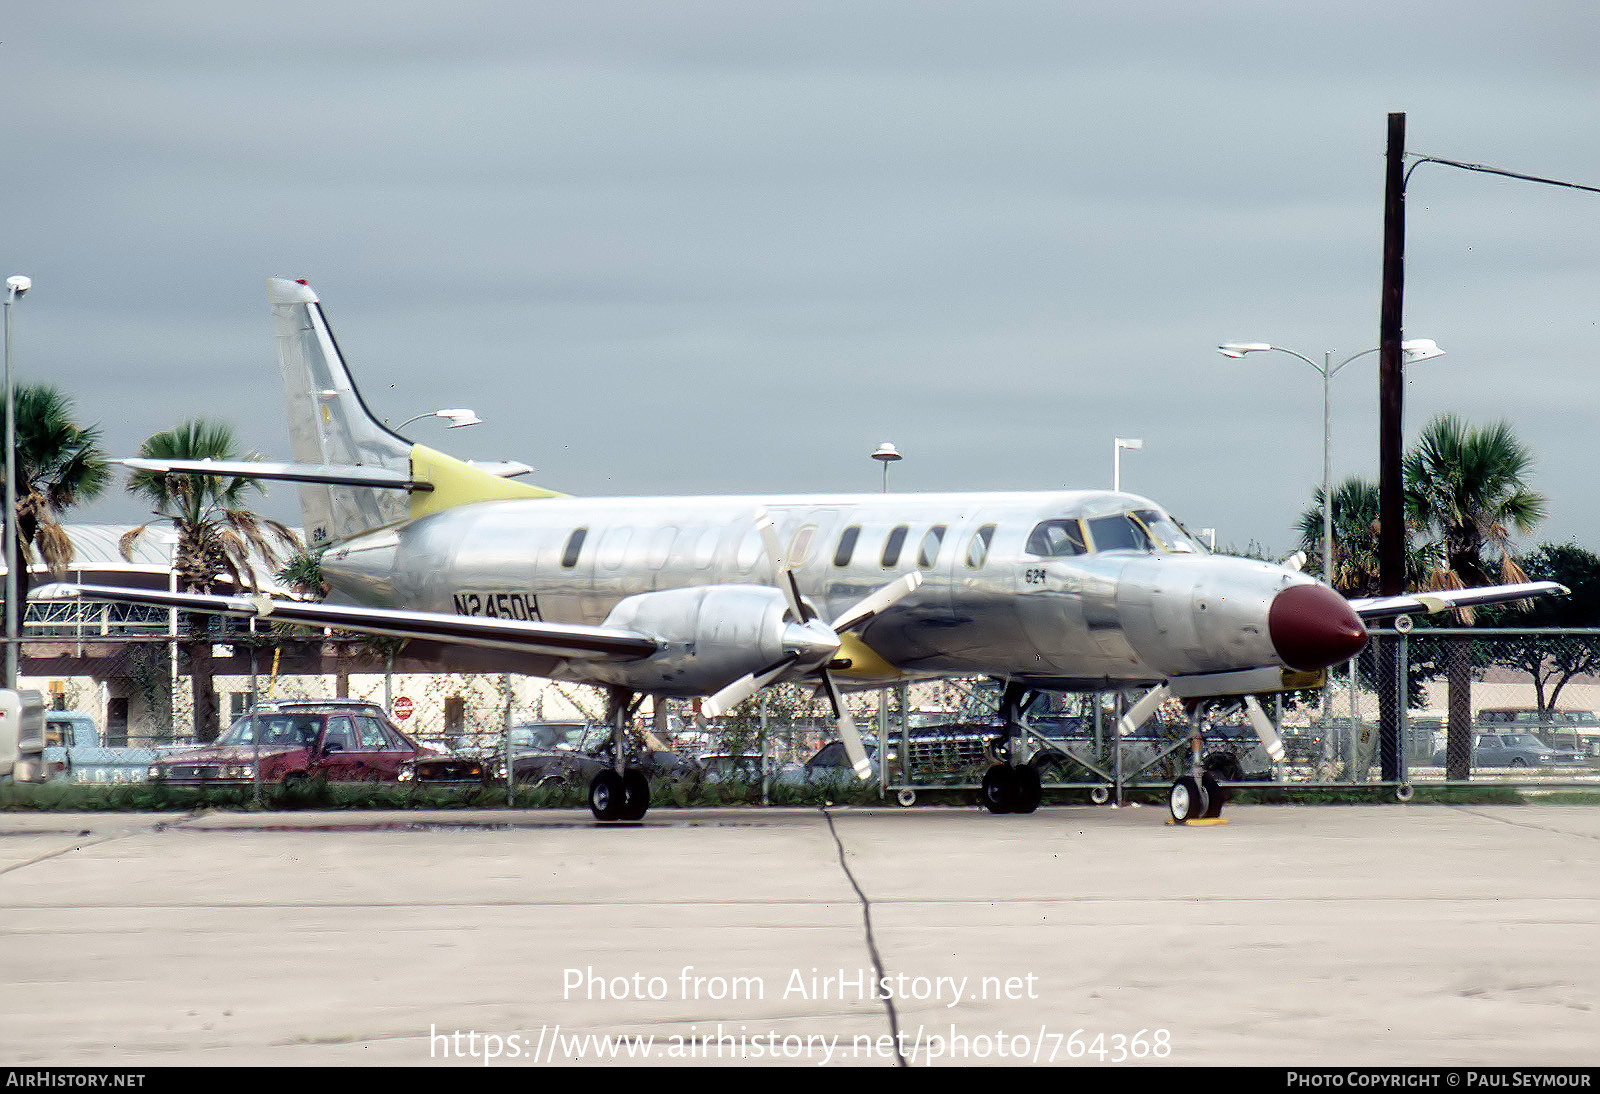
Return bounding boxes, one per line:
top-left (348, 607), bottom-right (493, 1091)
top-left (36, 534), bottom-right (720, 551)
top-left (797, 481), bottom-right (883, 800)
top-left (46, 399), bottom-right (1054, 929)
top-left (268, 278), bottom-right (560, 548)
top-left (270, 277), bottom-right (413, 547)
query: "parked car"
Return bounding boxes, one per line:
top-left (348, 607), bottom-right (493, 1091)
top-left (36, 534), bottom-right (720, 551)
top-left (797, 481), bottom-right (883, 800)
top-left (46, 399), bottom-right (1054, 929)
top-left (1477, 708), bottom-right (1600, 757)
top-left (509, 721), bottom-right (699, 789)
top-left (148, 700), bottom-right (430, 787)
top-left (1429, 732), bottom-right (1583, 769)
top-left (697, 753), bottom-right (806, 785)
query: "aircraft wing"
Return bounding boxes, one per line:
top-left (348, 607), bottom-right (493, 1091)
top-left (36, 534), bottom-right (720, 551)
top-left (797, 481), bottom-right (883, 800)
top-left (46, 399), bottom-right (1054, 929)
top-left (33, 584), bottom-right (658, 662)
top-left (1347, 581), bottom-right (1567, 621)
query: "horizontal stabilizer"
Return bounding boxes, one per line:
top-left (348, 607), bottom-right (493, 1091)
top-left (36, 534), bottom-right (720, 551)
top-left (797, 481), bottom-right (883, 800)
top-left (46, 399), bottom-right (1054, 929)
top-left (1349, 581), bottom-right (1567, 621)
top-left (120, 458), bottom-right (433, 493)
top-left (35, 583), bottom-right (657, 662)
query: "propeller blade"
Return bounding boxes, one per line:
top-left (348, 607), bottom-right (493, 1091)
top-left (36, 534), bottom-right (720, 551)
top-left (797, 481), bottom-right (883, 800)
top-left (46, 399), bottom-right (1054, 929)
top-left (1242, 695), bottom-right (1287, 764)
top-left (758, 515), bottom-right (810, 622)
top-left (820, 670), bottom-right (874, 781)
top-left (830, 571), bottom-right (923, 634)
top-left (703, 654), bottom-right (799, 718)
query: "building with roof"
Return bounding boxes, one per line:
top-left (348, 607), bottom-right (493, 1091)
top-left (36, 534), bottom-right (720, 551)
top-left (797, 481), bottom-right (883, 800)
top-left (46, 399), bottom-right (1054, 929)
top-left (12, 526), bottom-right (590, 746)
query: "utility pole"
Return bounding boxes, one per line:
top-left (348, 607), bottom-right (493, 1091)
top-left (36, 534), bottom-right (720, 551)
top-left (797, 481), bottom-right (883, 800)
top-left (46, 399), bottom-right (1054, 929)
top-left (1376, 111), bottom-right (1407, 783)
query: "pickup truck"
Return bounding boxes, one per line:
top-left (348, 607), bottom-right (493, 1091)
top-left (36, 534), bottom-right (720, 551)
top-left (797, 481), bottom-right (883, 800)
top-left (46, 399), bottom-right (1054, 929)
top-left (37, 711), bottom-right (190, 783)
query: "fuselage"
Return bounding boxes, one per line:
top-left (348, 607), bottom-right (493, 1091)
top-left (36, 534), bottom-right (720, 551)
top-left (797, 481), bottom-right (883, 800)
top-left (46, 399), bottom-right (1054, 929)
top-left (319, 487), bottom-right (1357, 690)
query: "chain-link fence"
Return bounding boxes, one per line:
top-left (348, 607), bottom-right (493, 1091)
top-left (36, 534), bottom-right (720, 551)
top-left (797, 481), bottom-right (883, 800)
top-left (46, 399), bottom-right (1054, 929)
top-left (20, 623), bottom-right (1600, 793)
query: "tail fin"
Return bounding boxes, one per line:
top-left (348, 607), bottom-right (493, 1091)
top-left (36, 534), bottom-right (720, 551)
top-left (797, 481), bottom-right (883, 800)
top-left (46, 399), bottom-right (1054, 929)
top-left (268, 278), bottom-right (560, 548)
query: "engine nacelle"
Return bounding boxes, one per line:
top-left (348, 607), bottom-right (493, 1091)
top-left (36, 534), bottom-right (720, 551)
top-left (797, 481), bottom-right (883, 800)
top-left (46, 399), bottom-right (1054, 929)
top-left (585, 585), bottom-right (839, 697)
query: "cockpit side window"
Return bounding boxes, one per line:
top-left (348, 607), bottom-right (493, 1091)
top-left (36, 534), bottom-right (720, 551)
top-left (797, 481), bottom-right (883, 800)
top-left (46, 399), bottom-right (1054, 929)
top-left (1087, 514), bottom-right (1152, 553)
top-left (1025, 519), bottom-right (1088, 558)
top-left (917, 525), bottom-right (946, 569)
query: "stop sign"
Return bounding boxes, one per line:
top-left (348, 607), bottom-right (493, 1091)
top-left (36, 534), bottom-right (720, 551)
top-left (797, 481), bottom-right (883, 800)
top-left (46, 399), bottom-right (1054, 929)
top-left (393, 696), bottom-right (414, 721)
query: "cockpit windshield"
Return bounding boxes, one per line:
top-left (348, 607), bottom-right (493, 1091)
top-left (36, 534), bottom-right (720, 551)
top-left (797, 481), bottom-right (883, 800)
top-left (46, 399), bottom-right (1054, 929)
top-left (1084, 509), bottom-right (1203, 555)
top-left (1131, 509), bottom-right (1202, 553)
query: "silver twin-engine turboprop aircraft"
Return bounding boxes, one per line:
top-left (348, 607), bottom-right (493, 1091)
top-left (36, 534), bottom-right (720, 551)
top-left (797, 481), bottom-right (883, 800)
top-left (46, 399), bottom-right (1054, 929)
top-left (40, 278), bottom-right (1564, 823)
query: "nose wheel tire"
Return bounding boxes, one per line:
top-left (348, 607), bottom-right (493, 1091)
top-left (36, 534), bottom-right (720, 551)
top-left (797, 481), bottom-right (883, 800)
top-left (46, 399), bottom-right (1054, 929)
top-left (1168, 776), bottom-right (1209, 823)
top-left (1200, 772), bottom-right (1226, 819)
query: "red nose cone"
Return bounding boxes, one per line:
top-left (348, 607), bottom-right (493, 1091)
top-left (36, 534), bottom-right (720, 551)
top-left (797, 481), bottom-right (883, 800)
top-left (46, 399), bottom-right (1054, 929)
top-left (1269, 584), bottom-right (1369, 671)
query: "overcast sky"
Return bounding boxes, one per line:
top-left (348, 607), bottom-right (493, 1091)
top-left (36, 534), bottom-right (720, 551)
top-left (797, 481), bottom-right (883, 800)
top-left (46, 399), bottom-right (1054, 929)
top-left (7, 2), bottom-right (1600, 557)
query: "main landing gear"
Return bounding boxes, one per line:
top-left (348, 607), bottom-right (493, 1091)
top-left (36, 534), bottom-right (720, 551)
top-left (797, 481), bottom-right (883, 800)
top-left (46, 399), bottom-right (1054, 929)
top-left (588, 688), bottom-right (651, 822)
top-left (1167, 701), bottom-right (1227, 824)
top-left (980, 681), bottom-right (1045, 815)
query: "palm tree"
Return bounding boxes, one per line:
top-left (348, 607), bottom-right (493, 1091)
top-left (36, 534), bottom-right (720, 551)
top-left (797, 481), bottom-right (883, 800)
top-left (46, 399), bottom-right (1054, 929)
top-left (6, 383), bottom-right (111, 608)
top-left (1296, 476), bottom-right (1436, 597)
top-left (1404, 414), bottom-right (1547, 596)
top-left (1403, 413), bottom-right (1547, 779)
top-left (122, 419), bottom-right (300, 740)
top-left (1297, 476), bottom-right (1383, 597)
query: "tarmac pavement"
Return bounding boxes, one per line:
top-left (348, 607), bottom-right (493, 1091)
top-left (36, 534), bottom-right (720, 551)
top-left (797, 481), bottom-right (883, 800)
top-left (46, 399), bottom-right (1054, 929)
top-left (0, 802), bottom-right (1596, 1067)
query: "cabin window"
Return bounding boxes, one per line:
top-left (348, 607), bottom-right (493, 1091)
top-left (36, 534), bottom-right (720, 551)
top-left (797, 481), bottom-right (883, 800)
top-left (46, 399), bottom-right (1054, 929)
top-left (647, 526), bottom-right (677, 570)
top-left (561, 528), bottom-right (587, 568)
top-left (787, 526), bottom-right (817, 568)
top-left (691, 526), bottom-right (719, 569)
top-left (598, 527), bottom-right (633, 570)
top-left (735, 526), bottom-right (764, 572)
top-left (965, 524), bottom-right (996, 569)
top-left (917, 525), bottom-right (946, 569)
top-left (1087, 514), bottom-right (1152, 553)
top-left (833, 525), bottom-right (861, 567)
top-left (881, 525), bottom-right (909, 568)
top-left (1025, 519), bottom-right (1088, 558)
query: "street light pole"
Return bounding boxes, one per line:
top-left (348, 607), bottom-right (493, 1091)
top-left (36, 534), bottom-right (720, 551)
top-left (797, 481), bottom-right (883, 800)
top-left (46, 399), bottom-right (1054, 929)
top-left (4, 276), bottom-right (31, 690)
top-left (1217, 339), bottom-right (1442, 587)
top-left (1112, 437), bottom-right (1142, 492)
top-left (871, 442), bottom-right (901, 493)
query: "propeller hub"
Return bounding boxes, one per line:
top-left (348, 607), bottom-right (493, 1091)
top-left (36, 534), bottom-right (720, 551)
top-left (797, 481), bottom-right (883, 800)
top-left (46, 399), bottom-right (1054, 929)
top-left (783, 619), bottom-right (842, 668)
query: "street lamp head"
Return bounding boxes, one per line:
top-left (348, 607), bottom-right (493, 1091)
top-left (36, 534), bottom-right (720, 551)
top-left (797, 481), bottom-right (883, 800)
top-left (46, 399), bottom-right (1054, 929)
top-left (1217, 342), bottom-right (1271, 358)
top-left (1114, 437), bottom-right (1143, 451)
top-left (5, 276), bottom-right (30, 301)
top-left (871, 442), bottom-right (902, 464)
top-left (436, 408), bottom-right (483, 428)
top-left (1400, 338), bottom-right (1444, 363)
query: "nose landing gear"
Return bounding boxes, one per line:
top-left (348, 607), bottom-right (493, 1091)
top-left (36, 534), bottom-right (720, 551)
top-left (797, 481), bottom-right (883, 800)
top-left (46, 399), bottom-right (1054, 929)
top-left (1168, 703), bottom-right (1229, 824)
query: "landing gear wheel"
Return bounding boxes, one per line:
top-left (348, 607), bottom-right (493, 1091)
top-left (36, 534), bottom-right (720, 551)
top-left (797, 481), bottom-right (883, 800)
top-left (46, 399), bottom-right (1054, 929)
top-left (589, 770), bottom-right (624, 821)
top-left (1012, 765), bottom-right (1042, 815)
top-left (981, 764), bottom-right (1017, 814)
top-left (896, 788), bottom-right (917, 807)
top-left (619, 770), bottom-right (650, 821)
top-left (1168, 776), bottom-right (1208, 823)
top-left (1200, 772), bottom-right (1225, 819)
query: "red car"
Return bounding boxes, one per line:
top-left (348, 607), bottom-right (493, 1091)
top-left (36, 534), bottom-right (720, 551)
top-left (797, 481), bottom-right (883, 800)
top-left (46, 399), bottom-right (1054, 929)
top-left (148, 700), bottom-right (430, 786)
